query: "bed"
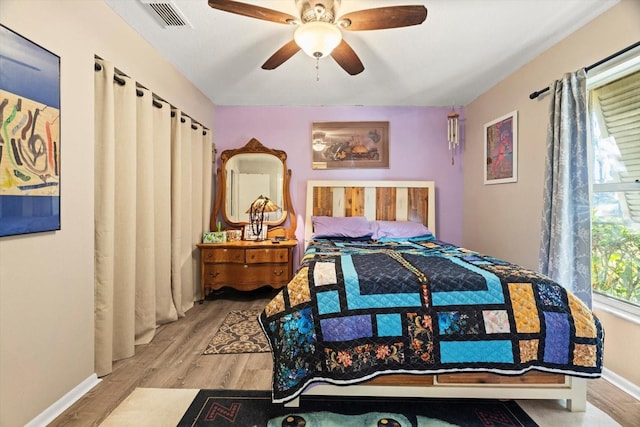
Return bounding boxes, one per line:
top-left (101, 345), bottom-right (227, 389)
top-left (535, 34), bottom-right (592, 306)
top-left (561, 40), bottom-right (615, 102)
top-left (258, 180), bottom-right (603, 411)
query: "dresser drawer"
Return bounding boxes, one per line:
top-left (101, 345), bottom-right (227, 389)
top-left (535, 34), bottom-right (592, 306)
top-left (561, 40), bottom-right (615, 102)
top-left (201, 248), bottom-right (244, 263)
top-left (198, 240), bottom-right (297, 298)
top-left (243, 264), bottom-right (290, 285)
top-left (203, 263), bottom-right (290, 286)
top-left (202, 264), bottom-right (231, 285)
top-left (245, 248), bottom-right (289, 264)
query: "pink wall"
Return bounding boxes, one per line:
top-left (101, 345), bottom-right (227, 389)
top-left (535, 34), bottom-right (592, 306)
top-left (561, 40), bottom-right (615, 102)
top-left (214, 106), bottom-right (463, 246)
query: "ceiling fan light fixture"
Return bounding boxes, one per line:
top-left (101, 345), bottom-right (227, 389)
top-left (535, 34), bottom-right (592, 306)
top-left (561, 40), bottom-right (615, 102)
top-left (294, 21), bottom-right (342, 58)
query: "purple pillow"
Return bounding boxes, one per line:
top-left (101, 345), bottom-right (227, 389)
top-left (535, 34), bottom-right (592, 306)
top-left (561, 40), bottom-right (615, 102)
top-left (311, 216), bottom-right (373, 239)
top-left (371, 220), bottom-right (432, 240)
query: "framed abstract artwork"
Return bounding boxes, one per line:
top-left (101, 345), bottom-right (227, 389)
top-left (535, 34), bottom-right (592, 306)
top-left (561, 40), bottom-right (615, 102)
top-left (484, 111), bottom-right (518, 184)
top-left (0, 25), bottom-right (61, 237)
top-left (311, 121), bottom-right (389, 169)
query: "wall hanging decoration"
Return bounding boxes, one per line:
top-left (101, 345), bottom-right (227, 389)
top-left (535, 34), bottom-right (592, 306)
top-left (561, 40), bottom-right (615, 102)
top-left (312, 121), bottom-right (389, 169)
top-left (484, 110), bottom-right (518, 184)
top-left (0, 25), bottom-right (61, 237)
top-left (447, 108), bottom-right (460, 165)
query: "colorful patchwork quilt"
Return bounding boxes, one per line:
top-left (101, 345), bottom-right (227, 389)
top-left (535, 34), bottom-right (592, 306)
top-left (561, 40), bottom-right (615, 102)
top-left (258, 238), bottom-right (604, 403)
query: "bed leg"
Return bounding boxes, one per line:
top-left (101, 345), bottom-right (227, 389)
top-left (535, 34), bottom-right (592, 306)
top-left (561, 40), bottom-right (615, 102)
top-left (566, 378), bottom-right (587, 412)
top-left (283, 397), bottom-right (300, 408)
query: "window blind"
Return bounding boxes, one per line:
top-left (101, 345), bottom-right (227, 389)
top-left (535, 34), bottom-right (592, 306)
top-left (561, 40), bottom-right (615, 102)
top-left (591, 69), bottom-right (640, 223)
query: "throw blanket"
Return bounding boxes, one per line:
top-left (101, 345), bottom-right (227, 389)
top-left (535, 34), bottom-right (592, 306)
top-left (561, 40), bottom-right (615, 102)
top-left (259, 238), bottom-right (604, 403)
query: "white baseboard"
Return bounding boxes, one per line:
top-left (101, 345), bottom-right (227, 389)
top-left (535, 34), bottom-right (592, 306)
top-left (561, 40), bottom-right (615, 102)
top-left (602, 367), bottom-right (640, 401)
top-left (25, 374), bottom-right (101, 427)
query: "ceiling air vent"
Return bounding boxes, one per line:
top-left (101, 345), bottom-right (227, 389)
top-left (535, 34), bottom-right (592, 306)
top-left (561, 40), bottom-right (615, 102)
top-left (140, 0), bottom-right (192, 28)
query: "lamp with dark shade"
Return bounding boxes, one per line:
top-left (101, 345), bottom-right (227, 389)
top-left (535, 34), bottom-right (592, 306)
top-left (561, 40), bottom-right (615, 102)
top-left (246, 195), bottom-right (280, 241)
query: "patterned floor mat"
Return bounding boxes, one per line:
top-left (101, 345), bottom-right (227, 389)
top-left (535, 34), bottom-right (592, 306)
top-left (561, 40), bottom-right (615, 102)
top-left (203, 309), bottom-right (270, 354)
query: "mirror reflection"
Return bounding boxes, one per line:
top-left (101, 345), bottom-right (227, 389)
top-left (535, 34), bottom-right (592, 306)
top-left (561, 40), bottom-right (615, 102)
top-left (212, 138), bottom-right (296, 237)
top-left (225, 153), bottom-right (284, 223)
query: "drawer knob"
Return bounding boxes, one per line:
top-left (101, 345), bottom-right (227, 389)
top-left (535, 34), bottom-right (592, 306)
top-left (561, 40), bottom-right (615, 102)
top-left (208, 271), bottom-right (220, 278)
top-left (273, 269), bottom-right (284, 276)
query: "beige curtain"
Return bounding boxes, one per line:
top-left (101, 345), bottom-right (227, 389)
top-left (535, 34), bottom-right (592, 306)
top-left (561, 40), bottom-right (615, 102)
top-left (170, 112), bottom-right (213, 312)
top-left (94, 59), bottom-right (212, 376)
top-left (153, 98), bottom-right (177, 325)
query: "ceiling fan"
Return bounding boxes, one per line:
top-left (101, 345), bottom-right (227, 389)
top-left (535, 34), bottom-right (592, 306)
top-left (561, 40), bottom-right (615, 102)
top-left (207, 0), bottom-right (428, 75)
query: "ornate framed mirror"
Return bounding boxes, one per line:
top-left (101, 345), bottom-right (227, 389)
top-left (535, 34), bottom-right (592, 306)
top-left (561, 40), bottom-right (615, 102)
top-left (211, 138), bottom-right (296, 238)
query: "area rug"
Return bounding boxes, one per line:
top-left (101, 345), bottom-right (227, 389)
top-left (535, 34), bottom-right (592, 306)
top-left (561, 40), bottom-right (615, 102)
top-left (177, 389), bottom-right (537, 426)
top-left (203, 309), bottom-right (270, 355)
top-left (100, 388), bottom-right (620, 427)
top-left (100, 388), bottom-right (199, 427)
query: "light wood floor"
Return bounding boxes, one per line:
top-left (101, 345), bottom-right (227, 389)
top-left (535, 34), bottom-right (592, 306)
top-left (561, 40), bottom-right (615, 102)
top-left (50, 288), bottom-right (639, 427)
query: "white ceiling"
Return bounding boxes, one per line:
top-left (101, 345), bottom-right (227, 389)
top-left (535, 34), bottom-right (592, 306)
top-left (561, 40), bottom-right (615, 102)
top-left (103, 0), bottom-right (619, 107)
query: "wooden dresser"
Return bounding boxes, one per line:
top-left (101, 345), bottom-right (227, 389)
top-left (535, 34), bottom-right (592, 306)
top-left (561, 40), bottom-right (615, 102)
top-left (197, 239), bottom-right (297, 300)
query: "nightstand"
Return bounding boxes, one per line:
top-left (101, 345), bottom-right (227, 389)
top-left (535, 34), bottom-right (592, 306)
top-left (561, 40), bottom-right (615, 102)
top-left (197, 239), bottom-right (297, 300)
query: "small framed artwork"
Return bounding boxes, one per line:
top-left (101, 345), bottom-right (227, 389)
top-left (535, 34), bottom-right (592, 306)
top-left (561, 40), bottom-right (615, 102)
top-left (243, 224), bottom-right (268, 241)
top-left (484, 111), bottom-right (518, 184)
top-left (311, 121), bottom-right (389, 169)
top-left (0, 25), bottom-right (61, 236)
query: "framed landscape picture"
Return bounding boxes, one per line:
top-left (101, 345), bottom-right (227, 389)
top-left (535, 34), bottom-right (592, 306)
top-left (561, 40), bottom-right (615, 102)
top-left (484, 111), bottom-right (517, 184)
top-left (311, 121), bottom-right (389, 169)
top-left (0, 25), bottom-right (61, 236)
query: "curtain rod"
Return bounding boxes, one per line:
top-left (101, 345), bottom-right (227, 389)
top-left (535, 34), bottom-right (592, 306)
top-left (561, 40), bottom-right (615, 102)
top-left (94, 62), bottom-right (160, 106)
top-left (529, 40), bottom-right (640, 100)
top-left (94, 61), bottom-right (209, 135)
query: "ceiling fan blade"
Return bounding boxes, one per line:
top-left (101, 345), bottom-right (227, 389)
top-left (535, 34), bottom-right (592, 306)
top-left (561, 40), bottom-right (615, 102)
top-left (331, 40), bottom-right (364, 76)
top-left (262, 40), bottom-right (301, 70)
top-left (208, 0), bottom-right (298, 25)
top-left (339, 5), bottom-right (427, 31)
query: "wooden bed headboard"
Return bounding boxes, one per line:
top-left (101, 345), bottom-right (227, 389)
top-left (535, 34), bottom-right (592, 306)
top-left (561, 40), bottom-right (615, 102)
top-left (305, 180), bottom-right (436, 243)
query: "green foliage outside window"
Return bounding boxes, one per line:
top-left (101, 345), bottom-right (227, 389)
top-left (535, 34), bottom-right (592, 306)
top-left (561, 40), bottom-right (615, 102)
top-left (591, 218), bottom-right (640, 305)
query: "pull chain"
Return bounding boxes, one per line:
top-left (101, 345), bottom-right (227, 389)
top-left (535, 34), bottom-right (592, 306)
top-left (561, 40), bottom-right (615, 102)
top-left (316, 57), bottom-right (320, 81)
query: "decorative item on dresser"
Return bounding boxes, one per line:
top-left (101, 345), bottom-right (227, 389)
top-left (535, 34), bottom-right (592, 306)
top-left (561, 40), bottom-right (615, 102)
top-left (200, 138), bottom-right (297, 300)
top-left (246, 195), bottom-right (280, 241)
top-left (197, 239), bottom-right (297, 300)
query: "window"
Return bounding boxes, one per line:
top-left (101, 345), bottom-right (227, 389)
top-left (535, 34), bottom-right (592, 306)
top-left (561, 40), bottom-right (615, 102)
top-left (588, 53), bottom-right (640, 310)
